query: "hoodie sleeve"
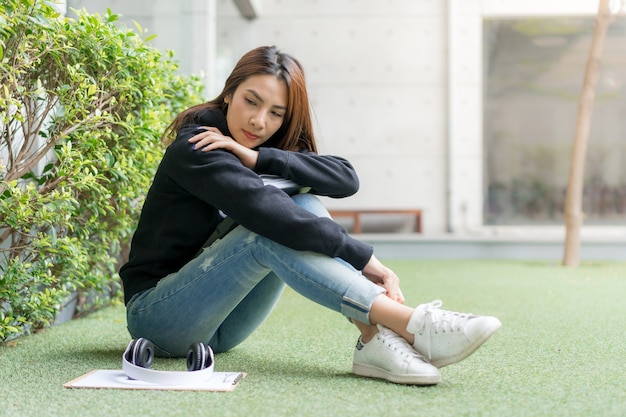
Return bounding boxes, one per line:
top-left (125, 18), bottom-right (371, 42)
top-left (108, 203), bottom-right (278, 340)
top-left (255, 147), bottom-right (360, 198)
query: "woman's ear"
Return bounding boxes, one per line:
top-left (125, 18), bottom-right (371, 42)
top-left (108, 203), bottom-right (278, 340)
top-left (224, 95), bottom-right (230, 105)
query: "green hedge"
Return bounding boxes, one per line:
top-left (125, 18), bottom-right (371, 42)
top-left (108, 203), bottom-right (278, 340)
top-left (0, 0), bottom-right (204, 341)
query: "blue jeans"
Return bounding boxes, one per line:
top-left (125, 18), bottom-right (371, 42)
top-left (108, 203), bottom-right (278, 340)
top-left (126, 194), bottom-right (384, 357)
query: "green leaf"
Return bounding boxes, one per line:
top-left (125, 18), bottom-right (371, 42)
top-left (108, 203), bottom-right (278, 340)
top-left (133, 20), bottom-right (143, 34)
top-left (106, 9), bottom-right (118, 23)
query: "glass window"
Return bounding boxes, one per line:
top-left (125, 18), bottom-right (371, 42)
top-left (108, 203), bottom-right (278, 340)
top-left (483, 18), bottom-right (626, 225)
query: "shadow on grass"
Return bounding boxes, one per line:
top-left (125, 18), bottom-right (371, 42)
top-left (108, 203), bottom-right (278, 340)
top-left (216, 348), bottom-right (351, 379)
top-left (213, 347), bottom-right (440, 390)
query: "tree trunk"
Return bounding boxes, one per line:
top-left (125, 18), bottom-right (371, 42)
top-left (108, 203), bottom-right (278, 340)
top-left (562, 0), bottom-right (612, 266)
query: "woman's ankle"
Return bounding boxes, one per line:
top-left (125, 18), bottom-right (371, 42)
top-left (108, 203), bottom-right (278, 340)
top-left (369, 295), bottom-right (416, 343)
top-left (353, 320), bottom-right (379, 344)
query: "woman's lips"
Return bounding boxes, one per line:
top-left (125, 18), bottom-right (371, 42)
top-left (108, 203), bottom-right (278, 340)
top-left (242, 130), bottom-right (259, 140)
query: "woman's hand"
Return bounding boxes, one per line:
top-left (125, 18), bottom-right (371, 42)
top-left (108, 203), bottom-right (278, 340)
top-left (188, 126), bottom-right (259, 169)
top-left (361, 255), bottom-right (405, 304)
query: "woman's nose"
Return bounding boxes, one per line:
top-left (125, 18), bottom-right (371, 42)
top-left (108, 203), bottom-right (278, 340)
top-left (250, 111), bottom-right (266, 129)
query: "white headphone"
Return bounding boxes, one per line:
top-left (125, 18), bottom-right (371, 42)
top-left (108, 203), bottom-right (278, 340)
top-left (122, 338), bottom-right (214, 386)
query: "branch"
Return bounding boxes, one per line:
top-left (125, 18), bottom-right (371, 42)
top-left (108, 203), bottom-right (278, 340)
top-left (3, 94), bottom-right (117, 183)
top-left (38, 175), bottom-right (68, 195)
top-left (13, 94), bottom-right (59, 166)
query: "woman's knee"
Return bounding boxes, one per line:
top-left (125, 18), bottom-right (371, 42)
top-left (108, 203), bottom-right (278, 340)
top-left (291, 193), bottom-right (330, 218)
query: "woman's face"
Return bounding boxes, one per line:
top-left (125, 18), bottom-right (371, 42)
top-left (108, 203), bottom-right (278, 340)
top-left (225, 74), bottom-right (288, 149)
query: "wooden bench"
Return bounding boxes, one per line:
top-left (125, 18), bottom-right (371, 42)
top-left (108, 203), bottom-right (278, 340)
top-left (328, 209), bottom-right (423, 233)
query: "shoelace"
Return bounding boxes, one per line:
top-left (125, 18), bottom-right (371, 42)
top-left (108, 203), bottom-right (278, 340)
top-left (410, 300), bottom-right (475, 360)
top-left (379, 327), bottom-right (426, 361)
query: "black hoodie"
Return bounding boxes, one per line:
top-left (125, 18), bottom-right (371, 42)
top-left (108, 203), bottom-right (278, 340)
top-left (119, 109), bottom-right (373, 304)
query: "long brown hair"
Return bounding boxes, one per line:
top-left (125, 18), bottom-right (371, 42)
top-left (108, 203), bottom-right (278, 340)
top-left (164, 46), bottom-right (317, 153)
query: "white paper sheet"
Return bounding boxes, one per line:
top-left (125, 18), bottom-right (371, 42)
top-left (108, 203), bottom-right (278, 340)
top-left (64, 369), bottom-right (246, 392)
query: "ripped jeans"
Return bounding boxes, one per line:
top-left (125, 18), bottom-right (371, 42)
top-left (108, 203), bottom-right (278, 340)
top-left (125, 194), bottom-right (385, 357)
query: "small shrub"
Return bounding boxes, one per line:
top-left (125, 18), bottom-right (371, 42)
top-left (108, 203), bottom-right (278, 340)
top-left (0, 0), bottom-right (204, 341)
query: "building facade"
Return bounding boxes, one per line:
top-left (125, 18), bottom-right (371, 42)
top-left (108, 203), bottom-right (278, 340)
top-left (67, 0), bottom-right (626, 240)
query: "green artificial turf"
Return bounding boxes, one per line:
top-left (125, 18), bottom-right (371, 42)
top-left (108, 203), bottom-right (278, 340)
top-left (1, 260), bottom-right (626, 417)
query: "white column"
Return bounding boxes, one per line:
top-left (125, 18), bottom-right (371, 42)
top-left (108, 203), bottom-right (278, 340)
top-left (181, 0), bottom-right (218, 96)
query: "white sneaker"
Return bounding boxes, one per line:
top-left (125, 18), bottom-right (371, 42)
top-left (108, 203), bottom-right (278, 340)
top-left (352, 326), bottom-right (441, 385)
top-left (407, 300), bottom-right (501, 368)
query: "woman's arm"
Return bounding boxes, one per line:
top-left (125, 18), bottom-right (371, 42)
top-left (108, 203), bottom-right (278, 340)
top-left (254, 147), bottom-right (359, 198)
top-left (188, 126), bottom-right (360, 198)
top-left (168, 128), bottom-right (374, 271)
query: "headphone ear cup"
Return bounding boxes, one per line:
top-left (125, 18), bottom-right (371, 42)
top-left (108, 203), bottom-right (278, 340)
top-left (187, 342), bottom-right (212, 371)
top-left (132, 338), bottom-right (154, 369)
top-left (124, 339), bottom-right (138, 364)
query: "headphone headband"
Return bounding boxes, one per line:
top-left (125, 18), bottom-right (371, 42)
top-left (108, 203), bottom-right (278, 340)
top-left (122, 339), bottom-right (214, 386)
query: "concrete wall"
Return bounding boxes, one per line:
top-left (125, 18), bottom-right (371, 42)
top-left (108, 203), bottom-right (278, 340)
top-left (215, 0), bottom-right (452, 235)
top-left (68, 0), bottom-right (218, 89)
top-left (66, 0), bottom-right (605, 237)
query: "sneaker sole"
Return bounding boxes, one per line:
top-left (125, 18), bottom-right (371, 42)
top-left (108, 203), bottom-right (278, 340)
top-left (352, 363), bottom-right (441, 385)
top-left (430, 317), bottom-right (502, 368)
